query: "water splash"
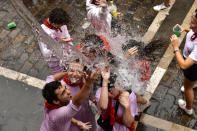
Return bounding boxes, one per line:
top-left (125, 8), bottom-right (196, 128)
top-left (12, 0), bottom-right (148, 95)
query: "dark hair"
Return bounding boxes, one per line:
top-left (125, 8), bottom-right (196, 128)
top-left (122, 39), bottom-right (144, 58)
top-left (122, 39), bottom-right (164, 58)
top-left (91, 0), bottom-right (97, 5)
top-left (83, 34), bottom-right (119, 66)
top-left (92, 0), bottom-right (109, 5)
top-left (49, 8), bottom-right (70, 24)
top-left (83, 34), bottom-right (105, 50)
top-left (42, 81), bottom-right (61, 104)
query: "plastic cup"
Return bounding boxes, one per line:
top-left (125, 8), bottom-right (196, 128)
top-left (173, 24), bottom-right (181, 37)
top-left (174, 31), bottom-right (181, 37)
top-left (8, 22), bottom-right (16, 29)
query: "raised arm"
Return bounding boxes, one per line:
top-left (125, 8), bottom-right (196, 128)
top-left (53, 72), bottom-right (67, 81)
top-left (97, 0), bottom-right (108, 16)
top-left (72, 68), bottom-right (100, 107)
top-left (99, 66), bottom-right (110, 110)
top-left (119, 91), bottom-right (134, 128)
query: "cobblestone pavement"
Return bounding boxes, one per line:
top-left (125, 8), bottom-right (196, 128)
top-left (0, 0), bottom-right (197, 130)
top-left (145, 57), bottom-right (197, 130)
top-left (0, 0), bottom-right (161, 80)
top-left (0, 0), bottom-right (51, 80)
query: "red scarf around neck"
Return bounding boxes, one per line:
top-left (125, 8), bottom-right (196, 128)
top-left (63, 74), bottom-right (84, 88)
top-left (102, 91), bottom-right (135, 131)
top-left (43, 18), bottom-right (62, 32)
top-left (191, 33), bottom-right (197, 41)
top-left (44, 100), bottom-right (62, 110)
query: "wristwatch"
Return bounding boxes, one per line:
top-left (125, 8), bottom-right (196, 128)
top-left (173, 49), bottom-right (181, 54)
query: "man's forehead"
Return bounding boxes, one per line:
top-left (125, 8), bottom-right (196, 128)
top-left (69, 63), bottom-right (83, 70)
top-left (55, 86), bottom-right (62, 95)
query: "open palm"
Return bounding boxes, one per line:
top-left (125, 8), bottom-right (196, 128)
top-left (78, 121), bottom-right (92, 130)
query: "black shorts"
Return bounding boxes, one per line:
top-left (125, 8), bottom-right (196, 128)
top-left (183, 63), bottom-right (197, 82)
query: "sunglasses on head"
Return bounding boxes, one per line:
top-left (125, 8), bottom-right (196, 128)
top-left (195, 9), bottom-right (197, 19)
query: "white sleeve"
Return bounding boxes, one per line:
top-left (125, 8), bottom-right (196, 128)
top-left (41, 24), bottom-right (56, 39)
top-left (86, 0), bottom-right (106, 17)
top-left (189, 44), bottom-right (197, 62)
top-left (61, 26), bottom-right (73, 45)
top-left (62, 25), bottom-right (71, 40)
top-left (86, 0), bottom-right (93, 10)
top-left (38, 41), bottom-right (52, 58)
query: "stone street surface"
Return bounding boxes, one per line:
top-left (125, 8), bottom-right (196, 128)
top-left (0, 75), bottom-right (43, 131)
top-left (0, 0), bottom-right (197, 130)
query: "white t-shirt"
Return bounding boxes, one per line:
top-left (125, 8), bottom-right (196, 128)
top-left (86, 0), bottom-right (112, 34)
top-left (38, 24), bottom-right (73, 73)
top-left (183, 30), bottom-right (197, 63)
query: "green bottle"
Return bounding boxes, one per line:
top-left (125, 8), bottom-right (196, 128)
top-left (8, 22), bottom-right (16, 29)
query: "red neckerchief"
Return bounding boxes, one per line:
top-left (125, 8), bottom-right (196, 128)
top-left (63, 74), bottom-right (84, 89)
top-left (191, 33), bottom-right (197, 41)
top-left (102, 91), bottom-right (120, 125)
top-left (44, 100), bottom-right (62, 110)
top-left (102, 91), bottom-right (135, 131)
top-left (76, 35), bottom-right (110, 51)
top-left (43, 18), bottom-right (62, 32)
top-left (98, 35), bottom-right (110, 51)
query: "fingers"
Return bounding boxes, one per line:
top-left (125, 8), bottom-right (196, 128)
top-left (84, 122), bottom-right (92, 130)
top-left (60, 36), bottom-right (67, 39)
top-left (119, 91), bottom-right (129, 98)
top-left (128, 46), bottom-right (138, 56)
top-left (91, 68), bottom-right (101, 80)
top-left (170, 34), bottom-right (177, 41)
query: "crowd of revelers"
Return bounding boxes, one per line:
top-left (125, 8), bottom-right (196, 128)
top-left (38, 0), bottom-right (197, 131)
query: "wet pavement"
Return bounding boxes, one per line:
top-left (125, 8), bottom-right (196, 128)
top-left (0, 75), bottom-right (43, 131)
top-left (0, 0), bottom-right (197, 130)
top-left (145, 58), bottom-right (197, 130)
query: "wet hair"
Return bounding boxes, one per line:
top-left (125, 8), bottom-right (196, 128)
top-left (83, 34), bottom-right (118, 65)
top-left (49, 8), bottom-right (70, 24)
top-left (91, 0), bottom-right (97, 5)
top-left (42, 81), bottom-right (61, 104)
top-left (122, 39), bottom-right (164, 58)
top-left (83, 34), bottom-right (105, 51)
top-left (122, 39), bottom-right (144, 58)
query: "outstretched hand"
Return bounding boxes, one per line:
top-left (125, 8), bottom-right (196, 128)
top-left (85, 68), bottom-right (101, 86)
top-left (61, 37), bottom-right (73, 42)
top-left (77, 121), bottom-right (92, 130)
top-left (125, 46), bottom-right (138, 58)
top-left (101, 66), bottom-right (110, 80)
top-left (96, 0), bottom-right (107, 8)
